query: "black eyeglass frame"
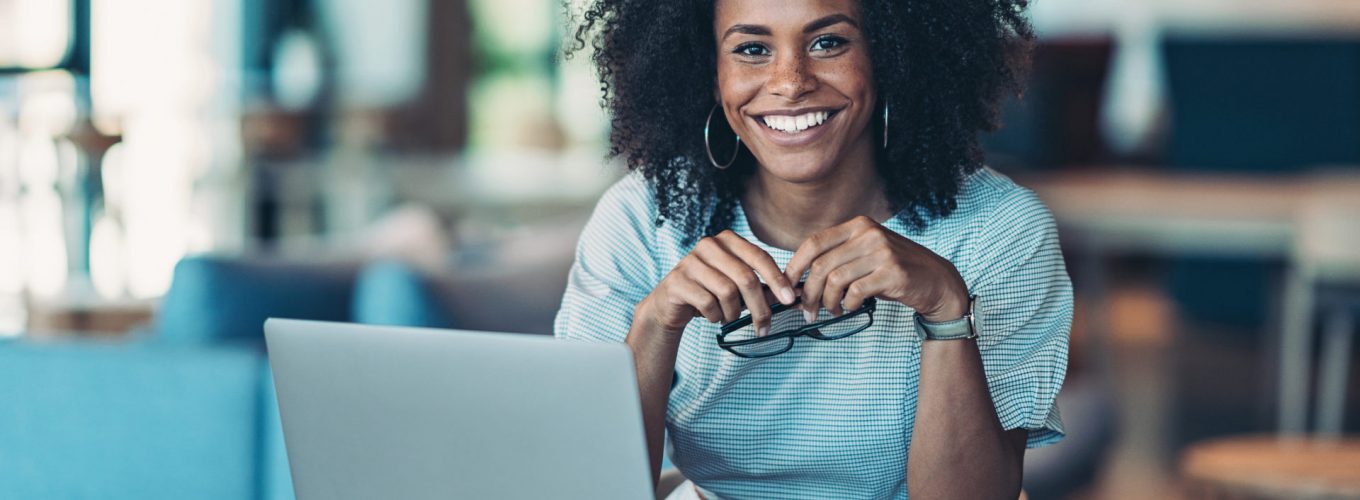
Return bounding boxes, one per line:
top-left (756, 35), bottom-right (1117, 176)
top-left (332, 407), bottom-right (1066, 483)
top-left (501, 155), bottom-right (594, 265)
top-left (716, 295), bottom-right (877, 358)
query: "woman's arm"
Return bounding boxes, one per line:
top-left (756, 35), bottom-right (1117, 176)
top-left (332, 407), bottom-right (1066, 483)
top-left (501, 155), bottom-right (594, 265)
top-left (783, 214), bottom-right (1058, 498)
top-left (626, 231), bottom-right (797, 487)
top-left (909, 333), bottom-right (1028, 499)
top-left (627, 296), bottom-right (682, 489)
top-left (904, 190), bottom-right (1073, 498)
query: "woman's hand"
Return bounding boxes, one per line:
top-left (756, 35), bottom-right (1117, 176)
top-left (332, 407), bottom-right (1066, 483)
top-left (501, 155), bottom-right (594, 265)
top-left (637, 230), bottom-right (798, 342)
top-left (783, 216), bottom-right (969, 323)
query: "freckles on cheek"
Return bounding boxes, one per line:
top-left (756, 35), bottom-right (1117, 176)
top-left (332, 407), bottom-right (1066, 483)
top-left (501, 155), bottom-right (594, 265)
top-left (817, 48), bottom-right (874, 91)
top-left (825, 60), bottom-right (872, 93)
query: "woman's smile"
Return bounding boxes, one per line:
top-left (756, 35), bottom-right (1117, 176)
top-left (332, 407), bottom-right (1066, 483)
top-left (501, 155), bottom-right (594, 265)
top-left (757, 108), bottom-right (834, 133)
top-left (749, 108), bottom-right (841, 147)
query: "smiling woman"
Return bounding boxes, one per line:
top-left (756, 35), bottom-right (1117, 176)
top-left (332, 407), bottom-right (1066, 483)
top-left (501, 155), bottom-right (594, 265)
top-left (558, 1), bottom-right (1066, 499)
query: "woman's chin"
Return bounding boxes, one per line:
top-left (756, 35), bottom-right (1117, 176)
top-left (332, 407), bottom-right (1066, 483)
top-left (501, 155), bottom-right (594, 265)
top-left (750, 151), bottom-right (841, 184)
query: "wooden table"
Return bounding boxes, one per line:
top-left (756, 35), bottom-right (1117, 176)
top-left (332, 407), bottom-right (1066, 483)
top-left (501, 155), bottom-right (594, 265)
top-left (24, 295), bottom-right (155, 337)
top-left (1019, 168), bottom-right (1360, 434)
top-left (1021, 169), bottom-right (1342, 257)
top-left (1181, 435), bottom-right (1360, 499)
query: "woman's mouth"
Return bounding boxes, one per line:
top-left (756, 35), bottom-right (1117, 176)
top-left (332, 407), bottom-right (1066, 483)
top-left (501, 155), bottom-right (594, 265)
top-left (751, 109), bottom-right (840, 148)
top-left (760, 110), bottom-right (835, 134)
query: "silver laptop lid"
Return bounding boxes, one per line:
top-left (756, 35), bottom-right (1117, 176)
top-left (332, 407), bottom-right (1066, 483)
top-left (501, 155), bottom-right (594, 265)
top-left (264, 319), bottom-right (652, 500)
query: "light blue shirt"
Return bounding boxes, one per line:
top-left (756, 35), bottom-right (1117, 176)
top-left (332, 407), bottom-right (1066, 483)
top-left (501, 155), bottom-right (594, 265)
top-left (554, 167), bottom-right (1072, 499)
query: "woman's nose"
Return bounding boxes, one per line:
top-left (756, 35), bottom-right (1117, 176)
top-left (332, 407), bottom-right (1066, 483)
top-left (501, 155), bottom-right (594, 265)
top-left (767, 53), bottom-right (817, 100)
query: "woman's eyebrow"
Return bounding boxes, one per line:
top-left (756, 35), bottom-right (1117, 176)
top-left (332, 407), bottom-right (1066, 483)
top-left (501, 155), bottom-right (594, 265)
top-left (803, 13), bottom-right (856, 33)
top-left (723, 24), bottom-right (771, 40)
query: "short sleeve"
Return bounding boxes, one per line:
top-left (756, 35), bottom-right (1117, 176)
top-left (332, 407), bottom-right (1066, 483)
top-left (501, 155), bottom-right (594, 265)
top-left (554, 174), bottom-right (660, 343)
top-left (964, 187), bottom-right (1073, 449)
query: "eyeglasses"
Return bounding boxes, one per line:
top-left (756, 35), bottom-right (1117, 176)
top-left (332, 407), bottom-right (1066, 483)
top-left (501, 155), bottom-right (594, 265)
top-left (716, 291), bottom-right (877, 359)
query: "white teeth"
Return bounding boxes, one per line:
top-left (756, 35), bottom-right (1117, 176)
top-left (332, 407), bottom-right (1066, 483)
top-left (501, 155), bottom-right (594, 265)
top-left (761, 111), bottom-right (831, 133)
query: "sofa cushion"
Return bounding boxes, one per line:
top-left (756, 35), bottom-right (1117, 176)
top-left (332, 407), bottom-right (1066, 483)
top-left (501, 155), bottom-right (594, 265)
top-left (352, 260), bottom-right (456, 328)
top-left (157, 255), bottom-right (356, 343)
top-left (0, 340), bottom-right (277, 499)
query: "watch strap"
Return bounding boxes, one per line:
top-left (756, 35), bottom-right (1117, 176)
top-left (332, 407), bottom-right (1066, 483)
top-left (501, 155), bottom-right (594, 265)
top-left (914, 295), bottom-right (978, 341)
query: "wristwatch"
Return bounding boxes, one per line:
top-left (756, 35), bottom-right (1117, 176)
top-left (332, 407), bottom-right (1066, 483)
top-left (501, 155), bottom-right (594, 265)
top-left (913, 294), bottom-right (978, 341)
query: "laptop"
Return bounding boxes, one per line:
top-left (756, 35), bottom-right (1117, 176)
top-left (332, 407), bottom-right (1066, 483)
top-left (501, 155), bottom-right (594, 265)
top-left (264, 318), bottom-right (654, 500)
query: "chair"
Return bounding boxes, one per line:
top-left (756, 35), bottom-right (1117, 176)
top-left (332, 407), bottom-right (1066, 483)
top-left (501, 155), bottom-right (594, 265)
top-left (1279, 186), bottom-right (1360, 435)
top-left (1160, 35), bottom-right (1360, 437)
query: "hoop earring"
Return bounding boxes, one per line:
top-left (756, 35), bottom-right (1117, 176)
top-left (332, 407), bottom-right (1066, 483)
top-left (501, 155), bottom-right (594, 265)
top-left (704, 104), bottom-right (740, 170)
top-left (882, 104), bottom-right (890, 150)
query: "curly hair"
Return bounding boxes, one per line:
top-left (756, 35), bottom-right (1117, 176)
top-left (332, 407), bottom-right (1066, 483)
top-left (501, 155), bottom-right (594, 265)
top-left (567, 0), bottom-right (1033, 244)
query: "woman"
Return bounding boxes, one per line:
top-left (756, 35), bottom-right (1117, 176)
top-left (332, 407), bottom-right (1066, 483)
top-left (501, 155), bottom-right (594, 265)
top-left (555, 0), bottom-right (1071, 498)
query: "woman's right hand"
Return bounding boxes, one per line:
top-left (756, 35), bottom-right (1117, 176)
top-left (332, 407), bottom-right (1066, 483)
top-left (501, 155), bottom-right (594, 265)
top-left (634, 230), bottom-right (798, 344)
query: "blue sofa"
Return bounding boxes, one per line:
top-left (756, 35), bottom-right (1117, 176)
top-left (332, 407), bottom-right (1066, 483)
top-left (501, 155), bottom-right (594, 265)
top-left (0, 339), bottom-right (291, 500)
top-left (0, 255), bottom-right (471, 500)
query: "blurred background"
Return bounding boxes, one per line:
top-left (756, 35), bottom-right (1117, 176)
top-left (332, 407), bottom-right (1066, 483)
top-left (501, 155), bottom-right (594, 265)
top-left (2, 0), bottom-right (1359, 498)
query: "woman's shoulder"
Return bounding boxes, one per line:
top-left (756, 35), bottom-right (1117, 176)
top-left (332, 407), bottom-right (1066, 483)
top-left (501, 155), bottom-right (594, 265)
top-left (940, 166), bottom-right (1053, 231)
top-left (945, 167), bottom-right (1062, 278)
top-left (589, 170), bottom-right (659, 229)
top-left (580, 170), bottom-right (688, 259)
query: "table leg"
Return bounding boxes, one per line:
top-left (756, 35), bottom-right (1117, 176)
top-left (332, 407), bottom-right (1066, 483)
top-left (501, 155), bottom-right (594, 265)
top-left (1315, 305), bottom-right (1354, 437)
top-left (1277, 269), bottom-right (1314, 434)
top-left (1078, 239), bottom-right (1114, 381)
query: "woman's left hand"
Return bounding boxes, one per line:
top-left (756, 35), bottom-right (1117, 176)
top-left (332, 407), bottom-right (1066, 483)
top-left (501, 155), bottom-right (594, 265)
top-left (783, 216), bottom-right (970, 323)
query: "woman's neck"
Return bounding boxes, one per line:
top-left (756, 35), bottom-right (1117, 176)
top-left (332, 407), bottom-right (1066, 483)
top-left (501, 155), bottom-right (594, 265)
top-left (741, 155), bottom-right (892, 251)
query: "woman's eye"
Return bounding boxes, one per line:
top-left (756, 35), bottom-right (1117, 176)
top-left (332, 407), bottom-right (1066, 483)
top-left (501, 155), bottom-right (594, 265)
top-left (734, 43), bottom-right (769, 57)
top-left (811, 36), bottom-right (848, 52)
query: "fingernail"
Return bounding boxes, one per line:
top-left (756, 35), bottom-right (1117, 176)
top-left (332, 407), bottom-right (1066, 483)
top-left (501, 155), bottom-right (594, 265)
top-left (803, 308), bottom-right (817, 323)
top-left (757, 325), bottom-right (769, 337)
top-left (779, 287), bottom-right (796, 305)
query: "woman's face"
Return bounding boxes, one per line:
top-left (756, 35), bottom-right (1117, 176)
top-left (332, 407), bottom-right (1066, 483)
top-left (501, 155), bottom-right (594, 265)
top-left (713, 0), bottom-right (876, 183)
